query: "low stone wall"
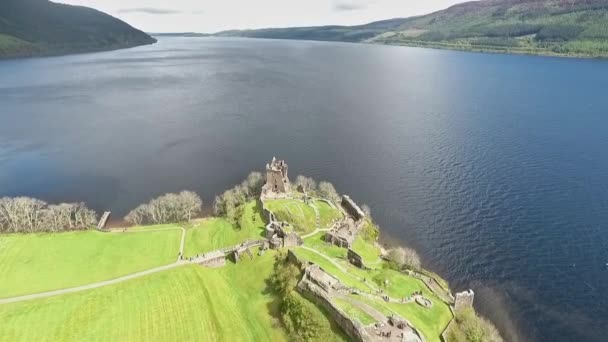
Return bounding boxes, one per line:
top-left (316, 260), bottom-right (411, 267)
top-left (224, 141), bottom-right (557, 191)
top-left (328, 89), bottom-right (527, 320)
top-left (298, 278), bottom-right (374, 342)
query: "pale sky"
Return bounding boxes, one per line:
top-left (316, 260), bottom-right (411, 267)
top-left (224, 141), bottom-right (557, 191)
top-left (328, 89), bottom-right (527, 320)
top-left (58, 0), bottom-right (465, 33)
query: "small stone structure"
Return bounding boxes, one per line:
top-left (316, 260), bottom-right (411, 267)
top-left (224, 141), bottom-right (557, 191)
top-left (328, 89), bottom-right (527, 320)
top-left (325, 195), bottom-right (366, 248)
top-left (415, 296), bottom-right (433, 309)
top-left (454, 289), bottom-right (475, 311)
top-left (261, 157), bottom-right (290, 198)
top-left (97, 211), bottom-right (111, 230)
top-left (347, 248), bottom-right (365, 268)
top-left (325, 218), bottom-right (362, 248)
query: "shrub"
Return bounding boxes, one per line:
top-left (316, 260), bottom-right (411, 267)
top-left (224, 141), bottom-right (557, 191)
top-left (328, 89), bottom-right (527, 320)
top-left (318, 181), bottom-right (340, 202)
top-left (294, 175), bottom-right (317, 192)
top-left (387, 246), bottom-right (421, 270)
top-left (448, 308), bottom-right (503, 342)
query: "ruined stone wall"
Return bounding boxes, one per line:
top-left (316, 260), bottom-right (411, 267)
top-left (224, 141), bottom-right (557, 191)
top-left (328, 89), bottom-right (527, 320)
top-left (341, 195), bottom-right (365, 221)
top-left (454, 290), bottom-right (474, 311)
top-left (198, 256), bottom-right (226, 268)
top-left (298, 279), bottom-right (373, 342)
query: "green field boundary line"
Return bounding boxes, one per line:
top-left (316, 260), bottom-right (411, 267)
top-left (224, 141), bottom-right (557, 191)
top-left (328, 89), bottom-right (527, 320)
top-left (0, 226), bottom-right (188, 305)
top-left (108, 226), bottom-right (186, 261)
top-left (0, 261), bottom-right (188, 305)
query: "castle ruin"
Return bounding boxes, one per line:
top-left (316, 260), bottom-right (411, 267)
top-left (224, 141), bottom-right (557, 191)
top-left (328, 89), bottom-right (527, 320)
top-left (325, 195), bottom-right (365, 248)
top-left (454, 289), bottom-right (475, 311)
top-left (261, 157), bottom-right (290, 198)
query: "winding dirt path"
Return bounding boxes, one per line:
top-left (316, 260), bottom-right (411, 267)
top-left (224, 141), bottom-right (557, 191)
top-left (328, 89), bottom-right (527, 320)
top-left (300, 228), bottom-right (331, 239)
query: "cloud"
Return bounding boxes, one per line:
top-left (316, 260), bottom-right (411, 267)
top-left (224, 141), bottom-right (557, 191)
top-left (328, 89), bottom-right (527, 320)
top-left (332, 0), bottom-right (369, 11)
top-left (117, 8), bottom-right (181, 15)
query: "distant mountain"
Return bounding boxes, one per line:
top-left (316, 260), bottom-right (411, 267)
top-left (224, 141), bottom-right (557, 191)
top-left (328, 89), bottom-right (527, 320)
top-left (151, 32), bottom-right (211, 38)
top-left (216, 0), bottom-right (608, 58)
top-left (0, 0), bottom-right (156, 58)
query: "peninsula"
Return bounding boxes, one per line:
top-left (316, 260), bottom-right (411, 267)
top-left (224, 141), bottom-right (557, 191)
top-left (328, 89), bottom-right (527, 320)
top-left (0, 158), bottom-right (501, 341)
top-left (0, 0), bottom-right (156, 59)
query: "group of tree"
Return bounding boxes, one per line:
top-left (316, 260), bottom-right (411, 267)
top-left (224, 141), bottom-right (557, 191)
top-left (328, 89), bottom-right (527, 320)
top-left (213, 172), bottom-right (264, 226)
top-left (447, 307), bottom-right (503, 342)
top-left (124, 191), bottom-right (202, 225)
top-left (0, 196), bottom-right (97, 233)
top-left (271, 251), bottom-right (338, 341)
top-left (294, 175), bottom-right (341, 202)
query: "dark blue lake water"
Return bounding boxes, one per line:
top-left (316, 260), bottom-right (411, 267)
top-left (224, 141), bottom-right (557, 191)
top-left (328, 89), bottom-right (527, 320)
top-left (1, 37), bottom-right (607, 341)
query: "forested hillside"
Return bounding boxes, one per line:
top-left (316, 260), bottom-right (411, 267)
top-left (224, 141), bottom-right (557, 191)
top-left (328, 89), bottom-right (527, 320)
top-left (217, 0), bottom-right (608, 58)
top-left (0, 0), bottom-right (156, 58)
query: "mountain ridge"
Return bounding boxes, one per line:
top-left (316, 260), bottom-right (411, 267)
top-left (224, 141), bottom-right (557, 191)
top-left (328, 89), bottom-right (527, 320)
top-left (214, 0), bottom-right (608, 58)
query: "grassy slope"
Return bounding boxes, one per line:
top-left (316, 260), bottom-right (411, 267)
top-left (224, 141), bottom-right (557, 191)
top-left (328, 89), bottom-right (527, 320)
top-left (352, 236), bottom-right (381, 264)
top-left (184, 202), bottom-right (265, 257)
top-left (314, 200), bottom-right (343, 228)
top-left (265, 199), bottom-right (316, 234)
top-left (0, 255), bottom-right (287, 342)
top-left (0, 229), bottom-right (181, 298)
top-left (333, 298), bottom-right (377, 326)
top-left (295, 238), bottom-right (453, 342)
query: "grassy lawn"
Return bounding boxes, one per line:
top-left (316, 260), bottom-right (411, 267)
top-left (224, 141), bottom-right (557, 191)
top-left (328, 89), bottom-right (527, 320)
top-left (333, 298), bottom-right (377, 326)
top-left (354, 293), bottom-right (452, 342)
top-left (184, 202), bottom-right (264, 257)
top-left (292, 248), bottom-right (374, 292)
top-left (0, 229), bottom-right (182, 298)
top-left (368, 268), bottom-right (429, 299)
top-left (0, 254), bottom-right (288, 342)
top-left (351, 237), bottom-right (381, 264)
top-left (184, 202), bottom-right (265, 257)
top-left (265, 199), bottom-right (316, 234)
top-left (303, 232), bottom-right (347, 259)
top-left (122, 223), bottom-right (182, 231)
top-left (314, 200), bottom-right (343, 228)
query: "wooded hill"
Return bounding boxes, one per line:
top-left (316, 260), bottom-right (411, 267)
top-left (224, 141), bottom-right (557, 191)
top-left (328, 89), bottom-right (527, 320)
top-left (216, 0), bottom-right (608, 58)
top-left (0, 0), bottom-right (156, 58)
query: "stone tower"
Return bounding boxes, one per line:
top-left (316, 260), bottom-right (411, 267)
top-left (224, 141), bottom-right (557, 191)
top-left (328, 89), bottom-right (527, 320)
top-left (262, 157), bottom-right (290, 197)
top-left (454, 289), bottom-right (475, 311)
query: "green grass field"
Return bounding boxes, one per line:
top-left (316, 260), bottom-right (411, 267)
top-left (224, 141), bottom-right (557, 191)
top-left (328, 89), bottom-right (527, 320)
top-left (184, 202), bottom-right (265, 257)
top-left (0, 254), bottom-right (287, 342)
top-left (0, 229), bottom-right (182, 298)
top-left (351, 236), bottom-right (381, 264)
top-left (333, 298), bottom-right (377, 326)
top-left (294, 243), bottom-right (453, 342)
top-left (303, 232), bottom-right (347, 259)
top-left (313, 200), bottom-right (343, 227)
top-left (354, 295), bottom-right (452, 342)
top-left (265, 199), bottom-right (316, 233)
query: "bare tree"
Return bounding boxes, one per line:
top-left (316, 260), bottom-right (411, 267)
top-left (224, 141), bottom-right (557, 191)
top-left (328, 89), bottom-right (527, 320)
top-left (295, 175), bottom-right (317, 192)
top-left (178, 191), bottom-right (203, 221)
top-left (318, 181), bottom-right (340, 202)
top-left (243, 172), bottom-right (264, 198)
top-left (124, 191), bottom-right (203, 225)
top-left (388, 247), bottom-right (421, 270)
top-left (0, 197), bottom-right (96, 233)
